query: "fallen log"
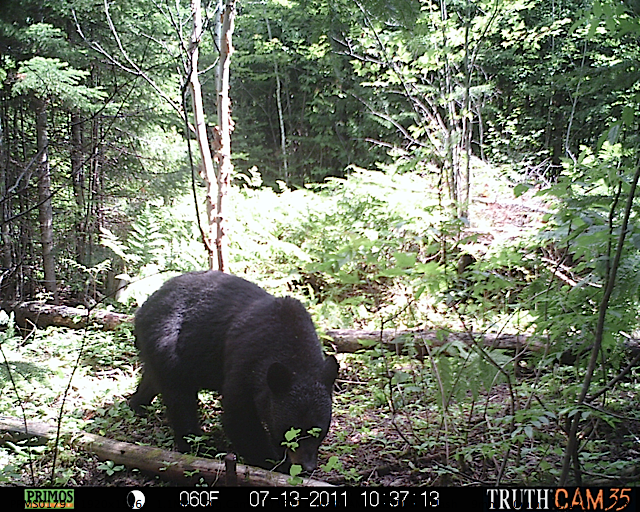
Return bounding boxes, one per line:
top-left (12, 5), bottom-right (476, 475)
top-left (6, 301), bottom-right (534, 357)
top-left (7, 301), bottom-right (131, 331)
top-left (0, 416), bottom-right (332, 487)
top-left (3, 301), bottom-right (538, 354)
top-left (322, 328), bottom-right (540, 354)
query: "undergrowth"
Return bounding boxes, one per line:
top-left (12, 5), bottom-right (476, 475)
top-left (2, 158), bottom-right (640, 485)
top-left (1, 309), bottom-right (639, 486)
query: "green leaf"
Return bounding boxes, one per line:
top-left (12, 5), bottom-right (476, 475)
top-left (514, 183), bottom-right (531, 198)
top-left (393, 252), bottom-right (416, 269)
top-left (285, 428), bottom-right (301, 442)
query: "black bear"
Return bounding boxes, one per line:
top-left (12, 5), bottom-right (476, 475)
top-left (128, 271), bottom-right (338, 472)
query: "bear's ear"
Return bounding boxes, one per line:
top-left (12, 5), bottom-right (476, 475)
top-left (322, 355), bottom-right (339, 388)
top-left (267, 362), bottom-right (293, 395)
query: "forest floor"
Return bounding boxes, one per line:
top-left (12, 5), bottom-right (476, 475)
top-left (80, 190), bottom-right (550, 486)
top-left (5, 180), bottom-right (640, 488)
top-left (34, 378), bottom-right (639, 488)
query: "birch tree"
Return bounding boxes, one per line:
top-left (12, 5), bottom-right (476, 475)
top-left (83, 0), bottom-right (236, 271)
top-left (188, 0), bottom-right (218, 269)
top-left (212, 0), bottom-right (236, 272)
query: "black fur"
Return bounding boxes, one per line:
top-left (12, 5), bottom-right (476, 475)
top-left (128, 271), bottom-right (338, 471)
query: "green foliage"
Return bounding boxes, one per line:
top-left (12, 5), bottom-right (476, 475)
top-left (13, 56), bottom-right (106, 107)
top-left (485, 0), bottom-right (640, 174)
top-left (97, 460), bottom-right (125, 476)
top-left (282, 427), bottom-right (302, 451)
top-left (18, 21), bottom-right (73, 60)
top-left (535, 140), bottom-right (640, 367)
top-left (100, 200), bottom-right (208, 305)
top-left (287, 463), bottom-right (304, 485)
top-left (281, 426), bottom-right (323, 452)
top-left (226, 166), bottom-right (461, 325)
top-left (61, 258), bottom-right (113, 301)
top-left (0, 323), bottom-right (140, 485)
top-left (232, 0), bottom-right (393, 184)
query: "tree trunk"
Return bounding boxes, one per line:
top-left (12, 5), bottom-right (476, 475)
top-left (0, 106), bottom-right (12, 281)
top-left (213, 0), bottom-right (237, 273)
top-left (189, 0), bottom-right (217, 269)
top-left (9, 301), bottom-right (132, 331)
top-left (440, 0), bottom-right (459, 205)
top-left (264, 15), bottom-right (288, 182)
top-left (70, 111), bottom-right (87, 266)
top-left (34, 97), bottom-right (57, 303)
top-left (459, 12), bottom-right (472, 220)
top-left (89, 67), bottom-right (103, 265)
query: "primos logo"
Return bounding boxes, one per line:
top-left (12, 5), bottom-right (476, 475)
top-left (24, 489), bottom-right (74, 509)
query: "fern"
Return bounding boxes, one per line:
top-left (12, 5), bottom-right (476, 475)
top-left (127, 208), bottom-right (165, 268)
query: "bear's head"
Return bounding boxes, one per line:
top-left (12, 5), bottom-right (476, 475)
top-left (264, 355), bottom-right (339, 472)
